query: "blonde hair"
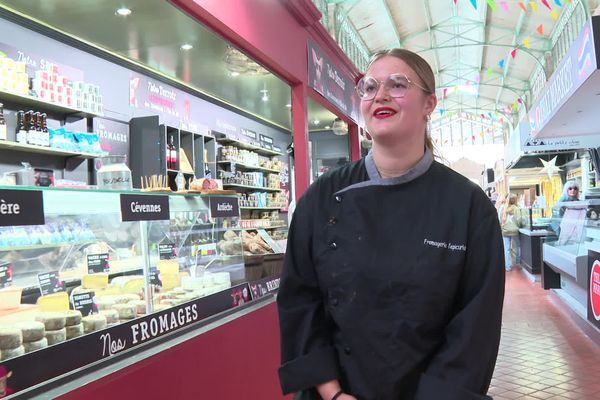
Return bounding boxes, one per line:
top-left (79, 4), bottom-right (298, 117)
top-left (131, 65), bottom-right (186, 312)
top-left (367, 48), bottom-right (437, 154)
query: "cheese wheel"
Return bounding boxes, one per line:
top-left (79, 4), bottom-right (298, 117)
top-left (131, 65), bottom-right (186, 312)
top-left (113, 304), bottom-right (136, 320)
top-left (181, 277), bottom-right (205, 291)
top-left (160, 299), bottom-right (177, 306)
top-left (170, 288), bottom-right (186, 297)
top-left (15, 321), bottom-right (45, 342)
top-left (64, 310), bottom-right (83, 326)
top-left (119, 294), bottom-right (141, 303)
top-left (35, 312), bottom-right (67, 330)
top-left (45, 328), bottom-right (67, 345)
top-left (129, 300), bottom-right (146, 316)
top-left (82, 315), bottom-right (107, 333)
top-left (99, 309), bottom-right (119, 324)
top-left (37, 292), bottom-right (70, 312)
top-left (66, 323), bottom-right (84, 339)
top-left (23, 337), bottom-right (48, 353)
top-left (96, 298), bottom-right (115, 311)
top-left (1, 345), bottom-right (25, 360)
top-left (110, 276), bottom-right (145, 294)
top-left (0, 328), bottom-right (23, 349)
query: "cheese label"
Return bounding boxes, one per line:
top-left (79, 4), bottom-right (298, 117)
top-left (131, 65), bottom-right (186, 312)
top-left (0, 262), bottom-right (13, 289)
top-left (38, 271), bottom-right (64, 296)
top-left (149, 267), bottom-right (162, 287)
top-left (120, 194), bottom-right (170, 222)
top-left (0, 189), bottom-right (45, 227)
top-left (158, 243), bottom-right (176, 260)
top-left (209, 196), bottom-right (239, 218)
top-left (73, 291), bottom-right (97, 316)
top-left (87, 253), bottom-right (110, 274)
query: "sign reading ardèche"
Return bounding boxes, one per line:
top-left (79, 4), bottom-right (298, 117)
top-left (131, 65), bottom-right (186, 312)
top-left (209, 196), bottom-right (239, 219)
top-left (120, 194), bottom-right (170, 222)
top-left (0, 189), bottom-right (45, 227)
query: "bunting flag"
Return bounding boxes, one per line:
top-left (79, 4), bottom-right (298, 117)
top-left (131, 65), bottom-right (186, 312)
top-left (519, 1), bottom-right (528, 12)
top-left (530, 1), bottom-right (538, 12)
top-left (466, 80), bottom-right (471, 86)
top-left (554, 0), bottom-right (562, 5)
top-left (486, 0), bottom-right (497, 11)
top-left (499, 58), bottom-right (505, 69)
top-left (487, 67), bottom-right (493, 77)
top-left (536, 24), bottom-right (544, 35)
top-left (500, 0), bottom-right (509, 11)
top-left (511, 48), bottom-right (517, 58)
top-left (470, 0), bottom-right (478, 9)
top-left (447, 111), bottom-right (454, 118)
top-left (541, 0), bottom-right (552, 9)
top-left (517, 97), bottom-right (523, 104)
top-left (481, 113), bottom-right (486, 119)
top-left (550, 9), bottom-right (559, 20)
top-left (439, 108), bottom-right (445, 115)
top-left (488, 112), bottom-right (493, 119)
top-left (443, 88), bottom-right (448, 99)
top-left (523, 38), bottom-right (531, 48)
top-left (474, 74), bottom-right (481, 83)
top-left (454, 0), bottom-right (458, 4)
top-left (471, 135), bottom-right (476, 143)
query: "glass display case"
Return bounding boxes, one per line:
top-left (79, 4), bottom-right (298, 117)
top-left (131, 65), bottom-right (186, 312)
top-left (523, 207), bottom-right (552, 231)
top-left (542, 200), bottom-right (600, 306)
top-left (0, 186), bottom-right (250, 387)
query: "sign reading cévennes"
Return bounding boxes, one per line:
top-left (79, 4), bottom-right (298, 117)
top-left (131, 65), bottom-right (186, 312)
top-left (588, 252), bottom-right (600, 328)
top-left (0, 189), bottom-right (45, 227)
top-left (120, 194), bottom-right (170, 222)
top-left (209, 196), bottom-right (239, 219)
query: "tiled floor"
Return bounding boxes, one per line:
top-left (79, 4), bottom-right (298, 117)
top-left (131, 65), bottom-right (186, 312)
top-left (490, 270), bottom-right (600, 400)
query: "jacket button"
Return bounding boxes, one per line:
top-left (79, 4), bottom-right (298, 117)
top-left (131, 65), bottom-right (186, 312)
top-left (331, 298), bottom-right (339, 306)
top-left (344, 346), bottom-right (352, 355)
top-left (335, 195), bottom-right (342, 203)
top-left (329, 241), bottom-right (338, 250)
top-left (328, 217), bottom-right (337, 225)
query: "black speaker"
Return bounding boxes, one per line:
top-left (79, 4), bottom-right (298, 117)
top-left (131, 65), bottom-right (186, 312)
top-left (486, 168), bottom-right (494, 183)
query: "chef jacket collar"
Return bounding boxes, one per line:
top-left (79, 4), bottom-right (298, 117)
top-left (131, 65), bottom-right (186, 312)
top-left (335, 147), bottom-right (433, 196)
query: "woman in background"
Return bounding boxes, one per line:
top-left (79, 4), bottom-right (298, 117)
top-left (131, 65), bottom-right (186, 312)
top-left (500, 194), bottom-right (522, 271)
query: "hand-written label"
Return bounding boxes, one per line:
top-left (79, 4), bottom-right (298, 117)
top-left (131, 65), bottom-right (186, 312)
top-left (72, 291), bottom-right (97, 316)
top-left (87, 253), bottom-right (110, 274)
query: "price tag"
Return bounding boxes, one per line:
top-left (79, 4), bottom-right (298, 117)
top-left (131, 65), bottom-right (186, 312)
top-left (159, 243), bottom-right (177, 260)
top-left (0, 263), bottom-right (13, 289)
top-left (149, 267), bottom-right (162, 287)
top-left (38, 271), bottom-right (64, 296)
top-left (87, 253), bottom-right (110, 274)
top-left (72, 291), bottom-right (97, 316)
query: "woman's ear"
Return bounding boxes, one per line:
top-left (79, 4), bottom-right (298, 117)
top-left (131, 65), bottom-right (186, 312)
top-left (424, 94), bottom-right (437, 116)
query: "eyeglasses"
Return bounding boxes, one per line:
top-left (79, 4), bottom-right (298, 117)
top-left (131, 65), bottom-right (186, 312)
top-left (568, 187), bottom-right (579, 190)
top-left (355, 73), bottom-right (430, 101)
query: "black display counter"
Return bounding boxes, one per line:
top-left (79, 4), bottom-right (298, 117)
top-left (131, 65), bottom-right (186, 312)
top-left (519, 229), bottom-right (556, 274)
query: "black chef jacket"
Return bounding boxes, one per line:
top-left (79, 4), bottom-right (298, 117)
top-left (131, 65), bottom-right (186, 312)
top-left (278, 149), bottom-right (505, 400)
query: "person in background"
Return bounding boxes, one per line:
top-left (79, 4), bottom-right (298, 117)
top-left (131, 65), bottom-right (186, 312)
top-left (550, 180), bottom-right (580, 235)
top-left (500, 194), bottom-right (522, 271)
top-left (277, 48), bottom-right (504, 400)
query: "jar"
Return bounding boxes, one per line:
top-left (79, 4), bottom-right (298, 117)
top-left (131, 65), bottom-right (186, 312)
top-left (96, 155), bottom-right (132, 190)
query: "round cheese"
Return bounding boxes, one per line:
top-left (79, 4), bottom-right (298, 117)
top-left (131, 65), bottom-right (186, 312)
top-left (99, 309), bottom-right (119, 324)
top-left (96, 298), bottom-right (115, 311)
top-left (64, 310), bottom-right (83, 326)
top-left (0, 328), bottom-right (23, 350)
top-left (35, 312), bottom-right (67, 330)
top-left (113, 304), bottom-right (136, 320)
top-left (15, 321), bottom-right (45, 342)
top-left (181, 277), bottom-right (204, 291)
top-left (23, 337), bottom-right (48, 353)
top-left (159, 299), bottom-right (177, 306)
top-left (129, 300), bottom-right (146, 316)
top-left (0, 345), bottom-right (25, 360)
top-left (66, 323), bottom-right (84, 340)
top-left (45, 328), bottom-right (67, 345)
top-left (82, 315), bottom-right (107, 333)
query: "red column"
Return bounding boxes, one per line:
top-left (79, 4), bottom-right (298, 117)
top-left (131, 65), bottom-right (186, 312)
top-left (349, 123), bottom-right (361, 161)
top-left (292, 83), bottom-right (310, 201)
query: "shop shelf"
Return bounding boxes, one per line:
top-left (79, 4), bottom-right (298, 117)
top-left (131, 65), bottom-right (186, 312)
top-left (223, 183), bottom-right (281, 192)
top-left (216, 137), bottom-right (282, 157)
top-left (0, 140), bottom-right (100, 158)
top-left (0, 89), bottom-right (103, 118)
top-left (0, 240), bottom-right (95, 252)
top-left (239, 206), bottom-right (282, 211)
top-left (217, 160), bottom-right (281, 174)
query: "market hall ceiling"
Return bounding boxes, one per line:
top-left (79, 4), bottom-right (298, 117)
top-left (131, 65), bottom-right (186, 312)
top-left (324, 0), bottom-right (598, 121)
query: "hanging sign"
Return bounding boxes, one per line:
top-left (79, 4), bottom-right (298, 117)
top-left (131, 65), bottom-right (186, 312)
top-left (120, 194), bottom-right (170, 222)
top-left (209, 196), bottom-right (239, 219)
top-left (0, 189), bottom-right (45, 227)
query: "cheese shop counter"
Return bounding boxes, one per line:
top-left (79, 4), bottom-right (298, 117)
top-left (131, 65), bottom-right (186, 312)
top-left (0, 186), bottom-right (283, 397)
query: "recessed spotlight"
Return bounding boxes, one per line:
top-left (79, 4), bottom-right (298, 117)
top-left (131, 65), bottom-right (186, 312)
top-left (262, 95), bottom-right (269, 102)
top-left (230, 72), bottom-right (240, 77)
top-left (116, 7), bottom-right (132, 16)
top-left (313, 119), bottom-right (320, 125)
top-left (285, 103), bottom-right (292, 108)
top-left (180, 43), bottom-right (193, 51)
top-left (325, 125), bottom-right (331, 129)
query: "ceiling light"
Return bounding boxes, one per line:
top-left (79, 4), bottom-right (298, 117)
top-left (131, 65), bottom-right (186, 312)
top-left (115, 7), bottom-right (132, 16)
top-left (230, 72), bottom-right (240, 77)
top-left (260, 88), bottom-right (269, 102)
top-left (325, 125), bottom-right (331, 129)
top-left (285, 103), bottom-right (292, 108)
top-left (313, 119), bottom-right (320, 125)
top-left (180, 43), bottom-right (193, 51)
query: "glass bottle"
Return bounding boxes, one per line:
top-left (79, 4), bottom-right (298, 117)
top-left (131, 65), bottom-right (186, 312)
top-left (40, 113), bottom-right (49, 146)
top-left (168, 135), bottom-right (177, 170)
top-left (0, 103), bottom-right (7, 140)
top-left (26, 110), bottom-right (35, 145)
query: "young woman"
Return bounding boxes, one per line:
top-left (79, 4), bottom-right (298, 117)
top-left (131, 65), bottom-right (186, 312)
top-left (499, 194), bottom-right (522, 271)
top-left (278, 49), bottom-right (505, 400)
